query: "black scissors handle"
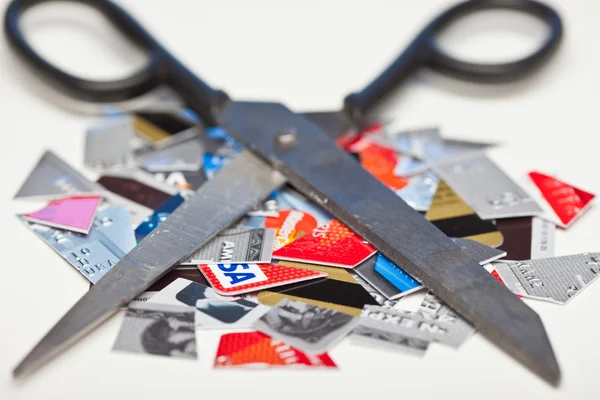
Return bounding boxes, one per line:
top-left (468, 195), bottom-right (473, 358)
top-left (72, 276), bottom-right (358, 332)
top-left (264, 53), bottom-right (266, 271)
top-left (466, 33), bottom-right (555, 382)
top-left (5, 0), bottom-right (563, 128)
top-left (4, 0), bottom-right (229, 126)
top-left (344, 0), bottom-right (563, 122)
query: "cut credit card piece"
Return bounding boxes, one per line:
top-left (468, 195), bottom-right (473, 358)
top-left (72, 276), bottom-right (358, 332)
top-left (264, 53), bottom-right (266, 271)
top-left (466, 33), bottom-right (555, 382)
top-left (358, 142), bottom-right (408, 191)
top-left (182, 228), bottom-right (275, 265)
top-left (133, 110), bottom-right (200, 149)
top-left (14, 150), bottom-right (104, 201)
top-left (361, 305), bottom-right (472, 349)
top-left (137, 139), bottom-right (204, 172)
top-left (419, 292), bottom-right (474, 345)
top-left (19, 207), bottom-right (135, 284)
top-left (526, 171), bottom-right (595, 228)
top-left (396, 171), bottom-right (439, 212)
top-left (85, 116), bottom-right (134, 171)
top-left (244, 187), bottom-right (332, 250)
top-left (148, 278), bottom-right (219, 307)
top-left (214, 331), bottom-right (337, 369)
top-left (97, 175), bottom-right (172, 210)
top-left (253, 298), bottom-right (359, 355)
top-left (496, 217), bottom-right (555, 260)
top-left (103, 167), bottom-right (180, 195)
top-left (376, 127), bottom-right (442, 159)
top-left (426, 180), bottom-right (503, 247)
top-left (195, 298), bottom-right (269, 329)
top-left (23, 196), bottom-right (101, 234)
top-left (493, 253), bottom-right (600, 304)
top-left (374, 254), bottom-right (423, 295)
top-left (131, 271), bottom-right (209, 304)
top-left (354, 255), bottom-right (406, 300)
top-left (135, 194), bottom-right (185, 241)
top-left (432, 153), bottom-right (543, 220)
top-left (349, 269), bottom-right (398, 308)
top-left (113, 302), bottom-right (196, 360)
top-left (350, 321), bottom-right (429, 357)
top-left (272, 219), bottom-right (376, 268)
top-left (198, 263), bottom-right (327, 296)
top-left (256, 261), bottom-right (379, 317)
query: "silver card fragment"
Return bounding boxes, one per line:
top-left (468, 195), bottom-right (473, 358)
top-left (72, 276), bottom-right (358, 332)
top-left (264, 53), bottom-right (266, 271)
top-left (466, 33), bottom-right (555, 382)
top-left (19, 207), bottom-right (135, 284)
top-left (182, 228), bottom-right (275, 265)
top-left (113, 302), bottom-right (196, 360)
top-left (361, 305), bottom-right (472, 349)
top-left (493, 253), bottom-right (600, 304)
top-left (350, 323), bottom-right (428, 356)
top-left (253, 298), bottom-right (359, 354)
top-left (85, 116), bottom-right (135, 171)
top-left (432, 153), bottom-right (543, 219)
top-left (14, 150), bottom-right (104, 201)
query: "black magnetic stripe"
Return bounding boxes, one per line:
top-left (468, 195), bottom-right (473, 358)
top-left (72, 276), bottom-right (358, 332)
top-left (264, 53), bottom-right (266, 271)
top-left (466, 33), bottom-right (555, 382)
top-left (267, 278), bottom-right (379, 309)
top-left (430, 214), bottom-right (497, 238)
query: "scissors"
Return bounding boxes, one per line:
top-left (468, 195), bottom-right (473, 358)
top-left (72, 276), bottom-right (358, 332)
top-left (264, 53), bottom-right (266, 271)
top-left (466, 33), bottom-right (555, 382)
top-left (5, 0), bottom-right (563, 385)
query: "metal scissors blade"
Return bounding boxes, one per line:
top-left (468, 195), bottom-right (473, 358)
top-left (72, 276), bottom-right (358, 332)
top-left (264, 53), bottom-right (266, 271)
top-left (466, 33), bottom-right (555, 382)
top-left (220, 101), bottom-right (560, 385)
top-left (13, 150), bottom-right (285, 377)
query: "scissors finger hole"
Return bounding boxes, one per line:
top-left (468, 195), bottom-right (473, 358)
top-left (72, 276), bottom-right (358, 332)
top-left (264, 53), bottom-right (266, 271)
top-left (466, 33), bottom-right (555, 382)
top-left (434, 9), bottom-right (550, 65)
top-left (20, 1), bottom-right (150, 81)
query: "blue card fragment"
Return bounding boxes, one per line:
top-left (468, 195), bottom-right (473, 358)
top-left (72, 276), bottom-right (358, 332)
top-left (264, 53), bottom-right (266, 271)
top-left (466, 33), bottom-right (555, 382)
top-left (135, 194), bottom-right (186, 241)
top-left (373, 254), bottom-right (423, 296)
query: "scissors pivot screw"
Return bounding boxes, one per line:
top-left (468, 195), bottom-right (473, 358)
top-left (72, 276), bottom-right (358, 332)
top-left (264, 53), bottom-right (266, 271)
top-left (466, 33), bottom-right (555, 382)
top-left (275, 128), bottom-right (298, 149)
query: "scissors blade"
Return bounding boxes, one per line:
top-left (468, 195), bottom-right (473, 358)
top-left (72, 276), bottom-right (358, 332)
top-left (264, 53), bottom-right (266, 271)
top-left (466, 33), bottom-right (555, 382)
top-left (221, 101), bottom-right (560, 386)
top-left (300, 111), bottom-right (351, 140)
top-left (13, 150), bottom-right (285, 377)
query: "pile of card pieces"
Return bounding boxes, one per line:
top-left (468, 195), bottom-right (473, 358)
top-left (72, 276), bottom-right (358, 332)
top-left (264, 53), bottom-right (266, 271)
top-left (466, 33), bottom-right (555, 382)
top-left (13, 110), bottom-right (599, 367)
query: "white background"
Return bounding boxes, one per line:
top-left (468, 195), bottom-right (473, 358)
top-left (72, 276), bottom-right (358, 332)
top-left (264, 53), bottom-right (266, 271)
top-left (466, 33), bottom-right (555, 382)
top-left (0, 0), bottom-right (599, 399)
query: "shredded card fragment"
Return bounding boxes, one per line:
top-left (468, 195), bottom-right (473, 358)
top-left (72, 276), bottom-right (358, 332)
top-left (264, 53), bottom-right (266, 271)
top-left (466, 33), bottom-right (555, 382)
top-left (525, 171), bottom-right (595, 228)
top-left (214, 331), bottom-right (337, 368)
top-left (195, 298), bottom-right (270, 329)
top-left (272, 219), bottom-right (376, 268)
top-left (183, 227), bottom-right (275, 265)
top-left (113, 302), bottom-right (196, 360)
top-left (253, 298), bottom-right (359, 354)
top-left (23, 196), bottom-right (101, 234)
top-left (432, 153), bottom-right (543, 220)
top-left (198, 263), bottom-right (327, 296)
top-left (493, 253), bottom-right (600, 304)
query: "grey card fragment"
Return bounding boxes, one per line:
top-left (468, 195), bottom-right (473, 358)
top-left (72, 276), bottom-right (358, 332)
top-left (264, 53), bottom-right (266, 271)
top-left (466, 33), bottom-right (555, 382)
top-left (531, 217), bottom-right (556, 259)
top-left (182, 228), bottom-right (275, 265)
top-left (396, 171), bottom-right (439, 212)
top-left (253, 298), bottom-right (359, 355)
top-left (18, 207), bottom-right (135, 284)
top-left (419, 292), bottom-right (474, 345)
top-left (349, 270), bottom-right (398, 308)
top-left (350, 323), bottom-right (428, 356)
top-left (451, 238), bottom-right (506, 265)
top-left (136, 139), bottom-right (204, 173)
top-left (432, 153), bottom-right (543, 220)
top-left (14, 150), bottom-right (105, 201)
top-left (361, 305), bottom-right (472, 349)
top-left (113, 301), bottom-right (196, 360)
top-left (493, 253), bottom-right (600, 304)
top-left (85, 116), bottom-right (135, 171)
